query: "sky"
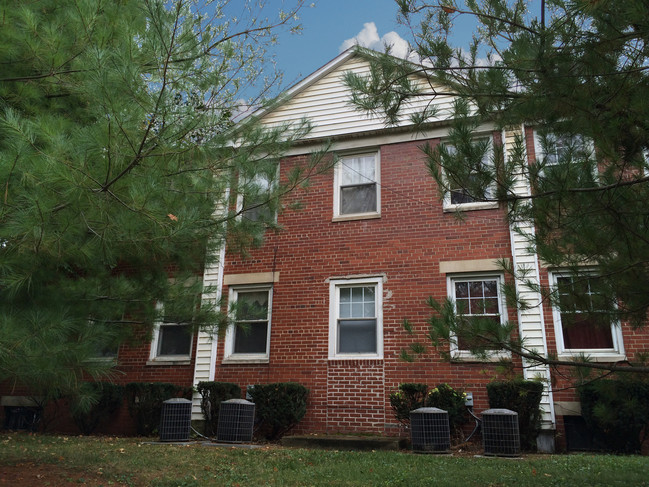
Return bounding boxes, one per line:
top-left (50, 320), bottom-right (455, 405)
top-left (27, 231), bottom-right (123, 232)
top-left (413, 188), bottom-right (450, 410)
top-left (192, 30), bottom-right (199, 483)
top-left (269, 0), bottom-right (412, 90)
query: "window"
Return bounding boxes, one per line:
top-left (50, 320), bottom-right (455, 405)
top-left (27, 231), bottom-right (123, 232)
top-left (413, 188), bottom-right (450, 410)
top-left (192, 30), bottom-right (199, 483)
top-left (94, 339), bottom-right (119, 360)
top-left (448, 274), bottom-right (507, 359)
top-left (329, 277), bottom-right (383, 359)
top-left (89, 321), bottom-right (120, 360)
top-left (150, 304), bottom-right (193, 361)
top-left (224, 286), bottom-right (272, 362)
top-left (442, 138), bottom-right (496, 210)
top-left (534, 132), bottom-right (591, 167)
top-left (240, 170), bottom-right (277, 223)
top-left (551, 272), bottom-right (624, 359)
top-left (333, 152), bottom-right (380, 218)
top-left (533, 131), bottom-right (595, 182)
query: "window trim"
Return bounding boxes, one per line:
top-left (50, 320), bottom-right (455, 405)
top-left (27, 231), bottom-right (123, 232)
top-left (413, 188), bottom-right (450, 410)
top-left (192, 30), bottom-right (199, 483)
top-left (89, 319), bottom-right (120, 362)
top-left (447, 273), bottom-right (509, 361)
top-left (149, 303), bottom-right (194, 363)
top-left (236, 165), bottom-right (279, 224)
top-left (328, 276), bottom-right (384, 360)
top-left (223, 285), bottom-right (273, 364)
top-left (533, 131), bottom-right (596, 171)
top-left (549, 270), bottom-right (625, 361)
top-left (441, 136), bottom-right (498, 212)
top-left (333, 151), bottom-right (381, 220)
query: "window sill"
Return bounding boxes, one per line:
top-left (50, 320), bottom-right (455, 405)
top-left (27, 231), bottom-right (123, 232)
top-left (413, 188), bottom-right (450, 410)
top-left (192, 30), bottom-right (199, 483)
top-left (146, 358), bottom-right (191, 366)
top-left (87, 357), bottom-right (118, 363)
top-left (222, 356), bottom-right (270, 365)
top-left (332, 212), bottom-right (381, 222)
top-left (557, 352), bottom-right (626, 363)
top-left (451, 351), bottom-right (510, 362)
top-left (328, 354), bottom-right (383, 361)
top-left (443, 202), bottom-right (498, 212)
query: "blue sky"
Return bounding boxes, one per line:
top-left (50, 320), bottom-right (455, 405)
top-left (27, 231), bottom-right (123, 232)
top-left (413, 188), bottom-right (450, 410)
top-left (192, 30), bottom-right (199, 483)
top-left (270, 0), bottom-right (410, 89)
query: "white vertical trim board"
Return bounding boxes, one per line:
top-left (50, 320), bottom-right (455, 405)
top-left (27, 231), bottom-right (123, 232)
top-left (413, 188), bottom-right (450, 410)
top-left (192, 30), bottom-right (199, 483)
top-left (191, 243), bottom-right (226, 420)
top-left (505, 126), bottom-right (555, 429)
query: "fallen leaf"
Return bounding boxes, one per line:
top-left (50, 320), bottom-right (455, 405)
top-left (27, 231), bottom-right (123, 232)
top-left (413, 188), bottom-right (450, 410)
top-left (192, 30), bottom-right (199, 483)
top-left (168, 213), bottom-right (178, 221)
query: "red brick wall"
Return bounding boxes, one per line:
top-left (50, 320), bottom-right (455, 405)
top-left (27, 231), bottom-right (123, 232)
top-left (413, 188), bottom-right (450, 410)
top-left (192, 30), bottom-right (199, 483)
top-left (216, 136), bottom-right (518, 436)
top-left (0, 331), bottom-right (198, 435)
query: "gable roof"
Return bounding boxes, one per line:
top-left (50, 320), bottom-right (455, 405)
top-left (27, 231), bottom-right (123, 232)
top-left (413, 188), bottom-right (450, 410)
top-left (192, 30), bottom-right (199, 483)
top-left (249, 47), bottom-right (455, 142)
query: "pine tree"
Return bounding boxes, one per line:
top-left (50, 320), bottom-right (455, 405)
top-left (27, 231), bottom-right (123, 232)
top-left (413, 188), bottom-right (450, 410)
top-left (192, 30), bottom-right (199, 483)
top-left (0, 0), bottom-right (316, 408)
top-left (346, 0), bottom-right (649, 374)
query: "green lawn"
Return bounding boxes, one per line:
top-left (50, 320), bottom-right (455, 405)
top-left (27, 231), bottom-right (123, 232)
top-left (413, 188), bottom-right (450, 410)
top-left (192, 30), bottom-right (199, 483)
top-left (1, 433), bottom-right (647, 486)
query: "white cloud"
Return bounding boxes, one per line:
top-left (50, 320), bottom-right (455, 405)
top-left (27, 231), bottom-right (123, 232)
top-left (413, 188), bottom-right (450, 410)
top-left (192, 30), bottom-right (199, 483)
top-left (339, 22), bottom-right (412, 60)
top-left (231, 99), bottom-right (257, 122)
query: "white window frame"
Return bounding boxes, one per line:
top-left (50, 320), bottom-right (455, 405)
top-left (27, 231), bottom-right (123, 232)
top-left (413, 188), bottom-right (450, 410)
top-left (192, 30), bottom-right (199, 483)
top-left (533, 131), bottom-right (595, 171)
top-left (223, 285), bottom-right (273, 364)
top-left (149, 303), bottom-right (193, 362)
top-left (441, 136), bottom-right (498, 212)
top-left (550, 271), bottom-right (625, 362)
top-left (236, 166), bottom-right (279, 223)
top-left (92, 337), bottom-right (119, 362)
top-left (328, 277), bottom-right (383, 360)
top-left (447, 273), bottom-right (509, 361)
top-left (333, 151), bottom-right (381, 220)
top-left (88, 318), bottom-right (120, 362)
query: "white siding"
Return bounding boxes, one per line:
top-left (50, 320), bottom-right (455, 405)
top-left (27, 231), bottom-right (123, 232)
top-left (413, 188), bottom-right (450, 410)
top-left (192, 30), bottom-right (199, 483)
top-left (504, 126), bottom-right (555, 429)
top-left (258, 56), bottom-right (456, 140)
top-left (191, 245), bottom-right (225, 420)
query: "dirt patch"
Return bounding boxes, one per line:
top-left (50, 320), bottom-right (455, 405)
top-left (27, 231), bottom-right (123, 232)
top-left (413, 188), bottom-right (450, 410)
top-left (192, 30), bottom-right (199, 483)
top-left (0, 462), bottom-right (109, 486)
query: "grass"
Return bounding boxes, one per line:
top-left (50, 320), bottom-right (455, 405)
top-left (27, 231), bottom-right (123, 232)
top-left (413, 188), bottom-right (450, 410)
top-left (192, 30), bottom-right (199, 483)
top-left (1, 433), bottom-right (648, 486)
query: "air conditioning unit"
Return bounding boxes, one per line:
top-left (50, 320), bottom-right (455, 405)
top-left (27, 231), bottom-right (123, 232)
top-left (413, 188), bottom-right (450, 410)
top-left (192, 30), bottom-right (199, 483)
top-left (409, 407), bottom-right (451, 453)
top-left (216, 399), bottom-right (255, 443)
top-left (481, 408), bottom-right (520, 457)
top-left (159, 398), bottom-right (192, 442)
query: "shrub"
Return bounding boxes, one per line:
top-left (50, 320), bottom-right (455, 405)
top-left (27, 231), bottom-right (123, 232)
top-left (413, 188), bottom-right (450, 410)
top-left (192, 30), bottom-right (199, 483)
top-left (486, 379), bottom-right (544, 451)
top-left (389, 383), bottom-right (428, 425)
top-left (426, 383), bottom-right (467, 435)
top-left (124, 382), bottom-right (193, 436)
top-left (248, 382), bottom-right (308, 440)
top-left (196, 381), bottom-right (241, 436)
top-left (70, 382), bottom-right (124, 435)
top-left (578, 379), bottom-right (649, 453)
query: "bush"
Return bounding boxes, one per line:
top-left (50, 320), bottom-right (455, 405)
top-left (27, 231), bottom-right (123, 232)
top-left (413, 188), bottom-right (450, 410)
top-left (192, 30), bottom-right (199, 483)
top-left (425, 383), bottom-right (467, 435)
top-left (389, 383), bottom-right (428, 425)
top-left (196, 381), bottom-right (241, 436)
top-left (124, 382), bottom-right (193, 436)
top-left (70, 382), bottom-right (124, 435)
top-left (486, 379), bottom-right (544, 451)
top-left (578, 379), bottom-right (649, 453)
top-left (248, 382), bottom-right (308, 440)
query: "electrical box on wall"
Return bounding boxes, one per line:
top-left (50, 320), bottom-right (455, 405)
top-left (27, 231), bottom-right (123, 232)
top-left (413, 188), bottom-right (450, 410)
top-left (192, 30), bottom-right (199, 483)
top-left (465, 392), bottom-right (474, 407)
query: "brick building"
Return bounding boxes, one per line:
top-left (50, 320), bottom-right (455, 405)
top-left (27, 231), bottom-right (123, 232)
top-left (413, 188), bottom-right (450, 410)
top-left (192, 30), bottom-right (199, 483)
top-left (3, 48), bottom-right (646, 450)
top-left (193, 48), bottom-right (646, 450)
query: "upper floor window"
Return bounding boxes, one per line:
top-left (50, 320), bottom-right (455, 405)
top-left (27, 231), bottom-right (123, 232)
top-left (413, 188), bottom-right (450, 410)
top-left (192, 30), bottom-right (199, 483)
top-left (551, 271), bottom-right (624, 360)
top-left (240, 168), bottom-right (278, 223)
top-left (534, 132), bottom-right (591, 167)
top-left (329, 277), bottom-right (383, 359)
top-left (333, 152), bottom-right (380, 219)
top-left (150, 304), bottom-right (193, 361)
top-left (442, 137), bottom-right (497, 211)
top-left (224, 286), bottom-right (272, 362)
